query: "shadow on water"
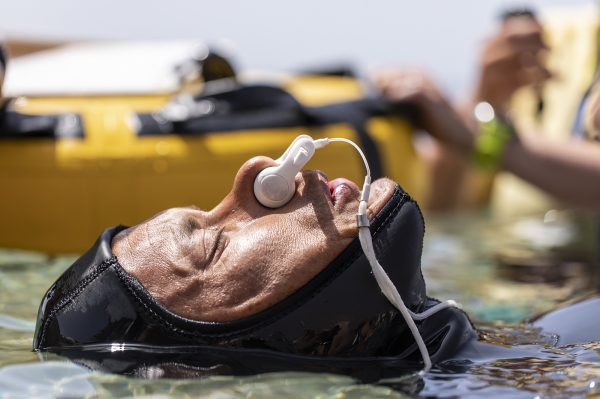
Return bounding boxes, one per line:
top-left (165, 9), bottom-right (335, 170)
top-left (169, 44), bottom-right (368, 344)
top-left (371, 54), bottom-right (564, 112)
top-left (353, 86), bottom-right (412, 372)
top-left (1, 209), bottom-right (600, 398)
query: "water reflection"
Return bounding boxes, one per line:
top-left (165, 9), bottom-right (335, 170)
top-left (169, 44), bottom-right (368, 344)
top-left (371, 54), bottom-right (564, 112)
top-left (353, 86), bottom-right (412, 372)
top-left (0, 362), bottom-right (95, 399)
top-left (477, 324), bottom-right (558, 347)
top-left (89, 371), bottom-right (410, 398)
top-left (468, 343), bottom-right (600, 398)
top-left (422, 210), bottom-right (596, 323)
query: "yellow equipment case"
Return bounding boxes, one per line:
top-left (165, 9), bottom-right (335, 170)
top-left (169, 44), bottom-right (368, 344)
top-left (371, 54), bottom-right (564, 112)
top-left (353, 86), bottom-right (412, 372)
top-left (0, 75), bottom-right (423, 253)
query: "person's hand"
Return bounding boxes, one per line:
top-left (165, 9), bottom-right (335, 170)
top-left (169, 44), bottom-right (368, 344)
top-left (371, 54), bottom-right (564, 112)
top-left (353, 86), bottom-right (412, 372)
top-left (372, 68), bottom-right (475, 153)
top-left (476, 14), bottom-right (551, 112)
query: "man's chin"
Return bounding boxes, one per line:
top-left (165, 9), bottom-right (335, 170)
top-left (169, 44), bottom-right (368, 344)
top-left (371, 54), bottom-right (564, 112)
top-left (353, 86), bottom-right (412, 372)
top-left (367, 178), bottom-right (397, 217)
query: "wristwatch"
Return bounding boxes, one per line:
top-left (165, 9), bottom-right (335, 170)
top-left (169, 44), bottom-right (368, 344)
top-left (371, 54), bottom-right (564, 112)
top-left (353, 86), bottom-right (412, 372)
top-left (471, 102), bottom-right (516, 170)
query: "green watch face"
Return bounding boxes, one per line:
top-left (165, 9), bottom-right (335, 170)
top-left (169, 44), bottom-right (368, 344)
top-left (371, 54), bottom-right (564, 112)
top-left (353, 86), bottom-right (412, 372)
top-left (472, 114), bottom-right (516, 171)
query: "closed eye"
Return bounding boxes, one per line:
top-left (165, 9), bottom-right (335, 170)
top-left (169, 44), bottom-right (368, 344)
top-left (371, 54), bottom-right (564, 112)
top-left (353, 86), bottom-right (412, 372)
top-left (207, 228), bottom-right (225, 265)
top-left (184, 217), bottom-right (198, 236)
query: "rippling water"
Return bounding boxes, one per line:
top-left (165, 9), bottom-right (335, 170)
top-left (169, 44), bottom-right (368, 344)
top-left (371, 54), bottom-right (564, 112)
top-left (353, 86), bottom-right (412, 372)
top-left (1, 210), bottom-right (598, 398)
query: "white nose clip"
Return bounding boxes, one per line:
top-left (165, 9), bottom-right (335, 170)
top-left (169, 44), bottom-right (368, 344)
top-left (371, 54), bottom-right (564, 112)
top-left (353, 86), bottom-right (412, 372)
top-left (254, 135), bottom-right (317, 208)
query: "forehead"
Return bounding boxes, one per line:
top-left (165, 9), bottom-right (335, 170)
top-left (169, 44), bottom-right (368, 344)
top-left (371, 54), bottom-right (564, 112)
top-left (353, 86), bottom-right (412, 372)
top-left (136, 207), bottom-right (206, 234)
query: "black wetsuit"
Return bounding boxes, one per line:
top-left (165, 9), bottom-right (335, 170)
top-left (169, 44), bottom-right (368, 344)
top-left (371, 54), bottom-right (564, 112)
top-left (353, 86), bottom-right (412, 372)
top-left (33, 185), bottom-right (476, 379)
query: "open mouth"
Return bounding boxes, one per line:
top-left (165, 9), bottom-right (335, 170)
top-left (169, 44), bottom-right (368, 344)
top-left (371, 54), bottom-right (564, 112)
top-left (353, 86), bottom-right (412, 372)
top-left (327, 178), bottom-right (359, 205)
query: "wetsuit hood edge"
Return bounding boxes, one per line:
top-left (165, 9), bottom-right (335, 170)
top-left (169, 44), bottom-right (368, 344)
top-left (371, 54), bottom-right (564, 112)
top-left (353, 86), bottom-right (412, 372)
top-left (34, 184), bottom-right (473, 364)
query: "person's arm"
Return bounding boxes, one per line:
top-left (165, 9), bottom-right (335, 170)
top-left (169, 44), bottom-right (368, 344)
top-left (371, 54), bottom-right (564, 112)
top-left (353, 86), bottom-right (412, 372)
top-left (472, 12), bottom-right (600, 210)
top-left (373, 69), bottom-right (600, 212)
top-left (372, 68), bottom-right (476, 210)
top-left (426, 144), bottom-right (469, 211)
top-left (503, 136), bottom-right (600, 210)
top-left (372, 12), bottom-right (558, 211)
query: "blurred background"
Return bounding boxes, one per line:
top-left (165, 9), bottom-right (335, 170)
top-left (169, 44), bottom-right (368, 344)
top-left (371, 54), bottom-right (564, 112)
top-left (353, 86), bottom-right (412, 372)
top-left (1, 0), bottom-right (599, 251)
top-left (1, 0), bottom-right (594, 96)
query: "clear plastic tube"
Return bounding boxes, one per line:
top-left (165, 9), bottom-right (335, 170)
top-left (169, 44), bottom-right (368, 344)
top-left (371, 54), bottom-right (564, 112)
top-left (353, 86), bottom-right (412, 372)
top-left (328, 138), bottom-right (371, 177)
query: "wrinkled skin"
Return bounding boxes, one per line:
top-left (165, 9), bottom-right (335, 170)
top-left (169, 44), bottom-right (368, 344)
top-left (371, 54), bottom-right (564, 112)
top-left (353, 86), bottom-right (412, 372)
top-left (112, 156), bottom-right (395, 322)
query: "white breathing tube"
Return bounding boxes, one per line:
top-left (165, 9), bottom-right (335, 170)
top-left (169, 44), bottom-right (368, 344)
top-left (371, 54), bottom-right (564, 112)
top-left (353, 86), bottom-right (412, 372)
top-left (322, 138), bottom-right (459, 374)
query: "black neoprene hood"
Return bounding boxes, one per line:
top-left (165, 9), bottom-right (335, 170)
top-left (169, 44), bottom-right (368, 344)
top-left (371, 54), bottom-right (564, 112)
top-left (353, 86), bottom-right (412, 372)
top-left (33, 185), bottom-right (474, 374)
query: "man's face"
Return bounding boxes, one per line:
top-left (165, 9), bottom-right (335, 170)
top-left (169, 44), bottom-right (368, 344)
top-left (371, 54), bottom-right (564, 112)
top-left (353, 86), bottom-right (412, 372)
top-left (112, 156), bottom-right (395, 322)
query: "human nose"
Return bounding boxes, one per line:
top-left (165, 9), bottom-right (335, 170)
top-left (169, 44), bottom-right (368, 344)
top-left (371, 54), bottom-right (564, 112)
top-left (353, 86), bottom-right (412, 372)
top-left (230, 156), bottom-right (278, 205)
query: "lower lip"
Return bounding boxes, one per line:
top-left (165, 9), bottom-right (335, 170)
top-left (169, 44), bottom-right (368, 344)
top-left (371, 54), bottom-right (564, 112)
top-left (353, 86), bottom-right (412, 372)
top-left (328, 178), bottom-right (359, 204)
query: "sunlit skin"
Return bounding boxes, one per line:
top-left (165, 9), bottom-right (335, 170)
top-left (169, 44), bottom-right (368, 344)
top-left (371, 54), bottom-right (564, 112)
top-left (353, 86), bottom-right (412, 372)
top-left (112, 156), bottom-right (395, 322)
